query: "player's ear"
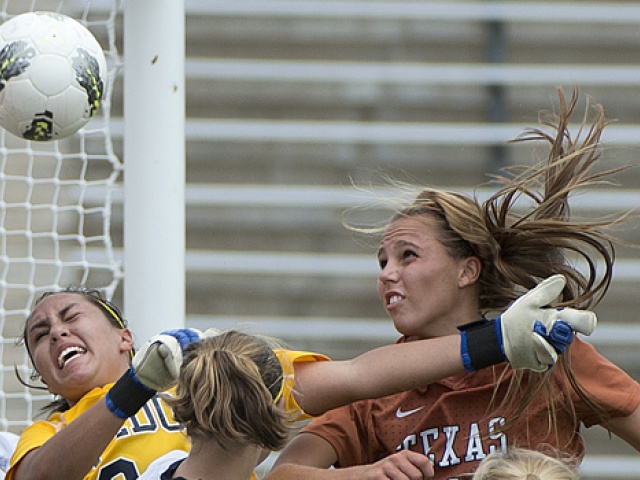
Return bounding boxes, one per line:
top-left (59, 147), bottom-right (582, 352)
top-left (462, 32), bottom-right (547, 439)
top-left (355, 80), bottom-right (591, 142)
top-left (119, 328), bottom-right (134, 356)
top-left (458, 256), bottom-right (481, 287)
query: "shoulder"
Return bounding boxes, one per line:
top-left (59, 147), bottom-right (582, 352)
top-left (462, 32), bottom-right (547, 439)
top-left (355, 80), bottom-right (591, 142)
top-left (275, 349), bottom-right (331, 364)
top-left (275, 349), bottom-right (331, 380)
top-left (139, 451), bottom-right (187, 480)
top-left (562, 337), bottom-right (640, 422)
top-left (568, 336), bottom-right (628, 374)
top-left (9, 417), bottom-right (58, 464)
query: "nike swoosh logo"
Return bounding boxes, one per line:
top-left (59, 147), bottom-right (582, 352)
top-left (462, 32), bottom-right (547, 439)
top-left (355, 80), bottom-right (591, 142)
top-left (395, 406), bottom-right (424, 418)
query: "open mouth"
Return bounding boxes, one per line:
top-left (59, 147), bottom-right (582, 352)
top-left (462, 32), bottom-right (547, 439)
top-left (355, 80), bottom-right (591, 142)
top-left (57, 346), bottom-right (86, 369)
top-left (388, 294), bottom-right (403, 306)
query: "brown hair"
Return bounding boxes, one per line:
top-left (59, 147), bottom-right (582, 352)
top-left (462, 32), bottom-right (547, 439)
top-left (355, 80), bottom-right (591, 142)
top-left (163, 330), bottom-right (289, 451)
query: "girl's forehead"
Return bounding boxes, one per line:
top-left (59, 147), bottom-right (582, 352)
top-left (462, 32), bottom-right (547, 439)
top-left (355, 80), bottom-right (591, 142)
top-left (36, 292), bottom-right (84, 307)
top-left (381, 216), bottom-right (437, 243)
top-left (30, 293), bottom-right (91, 318)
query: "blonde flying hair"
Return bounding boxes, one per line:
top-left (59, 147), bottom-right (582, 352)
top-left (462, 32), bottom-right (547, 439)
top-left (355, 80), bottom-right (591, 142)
top-left (353, 87), bottom-right (632, 443)
top-left (163, 330), bottom-right (289, 451)
top-left (470, 447), bottom-right (579, 480)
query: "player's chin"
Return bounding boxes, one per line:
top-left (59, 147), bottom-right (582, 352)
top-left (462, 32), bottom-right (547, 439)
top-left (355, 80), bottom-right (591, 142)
top-left (391, 318), bottom-right (421, 338)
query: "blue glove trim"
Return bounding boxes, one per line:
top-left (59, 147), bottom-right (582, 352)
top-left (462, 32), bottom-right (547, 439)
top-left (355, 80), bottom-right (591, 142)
top-left (105, 393), bottom-right (129, 420)
top-left (460, 330), bottom-right (473, 373)
top-left (494, 317), bottom-right (505, 358)
top-left (534, 319), bottom-right (573, 354)
top-left (161, 329), bottom-right (200, 351)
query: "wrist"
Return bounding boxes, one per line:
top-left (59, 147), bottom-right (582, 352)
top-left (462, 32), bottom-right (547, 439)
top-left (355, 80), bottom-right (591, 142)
top-left (105, 367), bottom-right (155, 419)
top-left (458, 318), bottom-right (506, 372)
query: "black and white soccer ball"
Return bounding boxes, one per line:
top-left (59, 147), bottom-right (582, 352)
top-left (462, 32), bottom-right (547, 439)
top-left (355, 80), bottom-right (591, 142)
top-left (0, 11), bottom-right (107, 141)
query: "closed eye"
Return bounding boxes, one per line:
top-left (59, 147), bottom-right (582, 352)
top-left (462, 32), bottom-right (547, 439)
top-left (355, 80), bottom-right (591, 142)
top-left (63, 312), bottom-right (80, 323)
top-left (30, 327), bottom-right (49, 344)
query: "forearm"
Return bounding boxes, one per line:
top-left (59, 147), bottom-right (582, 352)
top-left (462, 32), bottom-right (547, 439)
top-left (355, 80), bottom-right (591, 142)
top-left (269, 445), bottom-right (434, 480)
top-left (266, 464), bottom-right (361, 480)
top-left (294, 334), bottom-right (463, 415)
top-left (13, 398), bottom-right (125, 480)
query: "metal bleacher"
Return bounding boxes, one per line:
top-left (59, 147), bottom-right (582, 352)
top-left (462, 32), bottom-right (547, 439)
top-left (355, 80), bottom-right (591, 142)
top-left (109, 1), bottom-right (640, 477)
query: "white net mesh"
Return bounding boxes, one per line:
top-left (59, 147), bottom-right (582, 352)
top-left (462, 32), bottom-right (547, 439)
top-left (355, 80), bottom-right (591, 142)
top-left (0, 0), bottom-right (121, 433)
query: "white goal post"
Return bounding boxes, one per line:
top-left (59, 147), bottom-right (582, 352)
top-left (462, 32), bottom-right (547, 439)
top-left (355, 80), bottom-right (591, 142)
top-left (123, 0), bottom-right (186, 344)
top-left (0, 0), bottom-right (186, 433)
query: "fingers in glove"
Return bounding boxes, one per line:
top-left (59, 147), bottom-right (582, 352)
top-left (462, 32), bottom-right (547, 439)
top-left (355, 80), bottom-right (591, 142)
top-left (533, 320), bottom-right (573, 354)
top-left (531, 333), bottom-right (559, 372)
top-left (161, 328), bottom-right (202, 348)
top-left (155, 342), bottom-right (172, 360)
top-left (518, 274), bottom-right (566, 308)
top-left (555, 308), bottom-right (597, 336)
top-left (132, 334), bottom-right (182, 391)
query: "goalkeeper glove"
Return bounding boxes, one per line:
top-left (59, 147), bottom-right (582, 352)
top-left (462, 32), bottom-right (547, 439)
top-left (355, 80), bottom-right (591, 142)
top-left (460, 274), bottom-right (596, 373)
top-left (105, 328), bottom-right (202, 419)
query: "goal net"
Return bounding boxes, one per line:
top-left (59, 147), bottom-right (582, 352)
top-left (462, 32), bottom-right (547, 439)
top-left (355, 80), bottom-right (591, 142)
top-left (0, 0), bottom-right (122, 433)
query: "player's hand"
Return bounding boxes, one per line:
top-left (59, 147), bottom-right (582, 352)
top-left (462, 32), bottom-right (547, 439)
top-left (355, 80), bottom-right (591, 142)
top-left (106, 328), bottom-right (203, 419)
top-left (459, 274), bottom-right (596, 373)
top-left (498, 274), bottom-right (596, 371)
top-left (360, 450), bottom-right (434, 480)
top-left (132, 328), bottom-right (203, 391)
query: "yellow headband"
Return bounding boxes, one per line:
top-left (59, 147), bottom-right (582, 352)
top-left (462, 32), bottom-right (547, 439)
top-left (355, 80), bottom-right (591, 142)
top-left (273, 377), bottom-right (285, 405)
top-left (96, 299), bottom-right (134, 360)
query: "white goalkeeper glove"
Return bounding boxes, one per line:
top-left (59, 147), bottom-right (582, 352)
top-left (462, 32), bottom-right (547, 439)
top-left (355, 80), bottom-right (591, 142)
top-left (132, 328), bottom-right (204, 391)
top-left (106, 328), bottom-right (203, 419)
top-left (460, 274), bottom-right (597, 373)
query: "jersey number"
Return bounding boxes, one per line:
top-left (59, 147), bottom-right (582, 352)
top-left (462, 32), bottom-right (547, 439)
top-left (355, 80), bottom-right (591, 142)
top-left (98, 458), bottom-right (139, 480)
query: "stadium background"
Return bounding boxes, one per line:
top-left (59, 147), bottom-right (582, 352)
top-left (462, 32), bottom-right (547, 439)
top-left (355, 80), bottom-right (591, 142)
top-left (3, 1), bottom-right (640, 478)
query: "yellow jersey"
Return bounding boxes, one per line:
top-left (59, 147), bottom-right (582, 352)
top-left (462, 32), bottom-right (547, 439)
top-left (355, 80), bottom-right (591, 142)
top-left (8, 348), bottom-right (329, 480)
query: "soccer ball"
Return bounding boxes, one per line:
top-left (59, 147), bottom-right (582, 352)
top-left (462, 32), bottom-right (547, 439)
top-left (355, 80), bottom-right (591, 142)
top-left (0, 11), bottom-right (107, 141)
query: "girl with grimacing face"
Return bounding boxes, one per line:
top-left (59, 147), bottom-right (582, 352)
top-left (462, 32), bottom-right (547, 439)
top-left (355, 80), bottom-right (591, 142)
top-left (25, 292), bottom-right (134, 404)
top-left (12, 290), bottom-right (192, 480)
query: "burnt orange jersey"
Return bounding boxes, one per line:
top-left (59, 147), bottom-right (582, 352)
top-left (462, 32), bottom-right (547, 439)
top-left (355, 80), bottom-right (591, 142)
top-left (303, 337), bottom-right (640, 480)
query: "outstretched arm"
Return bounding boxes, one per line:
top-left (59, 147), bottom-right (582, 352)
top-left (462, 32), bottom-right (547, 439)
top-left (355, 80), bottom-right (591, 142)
top-left (292, 334), bottom-right (462, 415)
top-left (292, 274), bottom-right (596, 416)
